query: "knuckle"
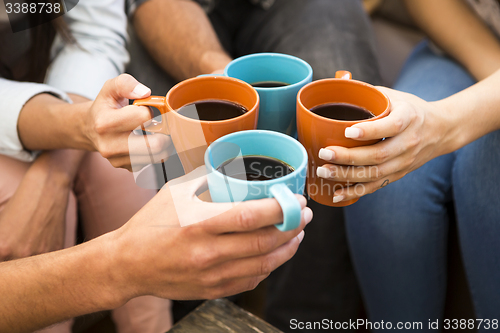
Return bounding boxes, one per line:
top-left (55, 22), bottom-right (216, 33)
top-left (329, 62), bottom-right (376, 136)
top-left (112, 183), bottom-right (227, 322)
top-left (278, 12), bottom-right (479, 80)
top-left (373, 147), bottom-right (389, 164)
top-left (393, 117), bottom-right (405, 134)
top-left (344, 150), bottom-right (355, 165)
top-left (100, 146), bottom-right (113, 159)
top-left (236, 209), bottom-right (255, 230)
top-left (259, 256), bottom-right (275, 276)
top-left (190, 247), bottom-right (215, 271)
top-left (246, 277), bottom-right (261, 291)
top-left (93, 118), bottom-right (110, 135)
top-left (372, 166), bottom-right (385, 180)
top-left (407, 133), bottom-right (421, 149)
top-left (255, 233), bottom-right (276, 254)
top-left (199, 272), bottom-right (221, 289)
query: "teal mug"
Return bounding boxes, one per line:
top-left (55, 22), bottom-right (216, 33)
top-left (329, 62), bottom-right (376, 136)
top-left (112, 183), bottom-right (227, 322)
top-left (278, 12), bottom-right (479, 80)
top-left (205, 130), bottom-right (308, 231)
top-left (223, 53), bottom-right (313, 136)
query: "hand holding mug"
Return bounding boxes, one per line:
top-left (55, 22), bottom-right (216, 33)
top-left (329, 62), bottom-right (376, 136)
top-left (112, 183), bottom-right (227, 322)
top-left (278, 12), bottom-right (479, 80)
top-left (84, 74), bottom-right (173, 170)
top-left (317, 87), bottom-right (452, 203)
top-left (112, 166), bottom-right (312, 300)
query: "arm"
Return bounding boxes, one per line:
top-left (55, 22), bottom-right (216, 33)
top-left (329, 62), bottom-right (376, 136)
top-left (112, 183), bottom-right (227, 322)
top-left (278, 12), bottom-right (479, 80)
top-left (0, 150), bottom-right (85, 261)
top-left (16, 74), bottom-right (170, 170)
top-left (404, 0), bottom-right (500, 80)
top-left (46, 0), bottom-right (129, 99)
top-left (316, 69), bottom-right (500, 203)
top-left (132, 0), bottom-right (232, 80)
top-left (0, 167), bottom-right (312, 332)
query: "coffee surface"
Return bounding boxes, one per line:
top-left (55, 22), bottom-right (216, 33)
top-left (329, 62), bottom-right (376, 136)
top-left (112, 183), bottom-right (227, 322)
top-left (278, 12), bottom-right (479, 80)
top-left (251, 81), bottom-right (290, 88)
top-left (310, 102), bottom-right (375, 121)
top-left (217, 155), bottom-right (294, 181)
top-left (177, 100), bottom-right (247, 121)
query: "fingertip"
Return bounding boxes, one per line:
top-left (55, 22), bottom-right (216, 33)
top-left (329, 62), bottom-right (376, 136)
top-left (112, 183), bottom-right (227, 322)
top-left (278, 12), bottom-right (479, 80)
top-left (295, 195), bottom-right (307, 208)
top-left (345, 126), bottom-right (364, 139)
top-left (297, 230), bottom-right (305, 243)
top-left (319, 148), bottom-right (335, 161)
top-left (303, 207), bottom-right (313, 225)
top-left (132, 83), bottom-right (151, 98)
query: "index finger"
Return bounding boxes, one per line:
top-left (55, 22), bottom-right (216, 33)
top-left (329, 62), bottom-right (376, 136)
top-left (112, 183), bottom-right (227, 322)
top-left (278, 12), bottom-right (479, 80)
top-left (345, 102), bottom-right (412, 141)
top-left (202, 195), bottom-right (308, 234)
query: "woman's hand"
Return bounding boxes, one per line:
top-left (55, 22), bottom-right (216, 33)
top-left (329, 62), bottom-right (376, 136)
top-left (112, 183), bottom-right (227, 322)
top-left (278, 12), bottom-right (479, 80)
top-left (85, 74), bottom-right (173, 171)
top-left (316, 87), bottom-right (456, 204)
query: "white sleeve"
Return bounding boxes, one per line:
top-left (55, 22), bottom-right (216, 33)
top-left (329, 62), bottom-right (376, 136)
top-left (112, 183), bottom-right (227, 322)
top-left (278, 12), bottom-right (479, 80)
top-left (0, 78), bottom-right (71, 162)
top-left (45, 0), bottom-right (129, 100)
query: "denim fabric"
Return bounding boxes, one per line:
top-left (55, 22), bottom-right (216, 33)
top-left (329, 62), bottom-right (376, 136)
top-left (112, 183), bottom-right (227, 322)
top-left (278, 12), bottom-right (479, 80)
top-left (345, 41), bottom-right (500, 332)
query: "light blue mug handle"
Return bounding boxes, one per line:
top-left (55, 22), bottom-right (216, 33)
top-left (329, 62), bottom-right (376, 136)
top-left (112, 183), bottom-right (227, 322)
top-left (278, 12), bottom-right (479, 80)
top-left (269, 183), bottom-right (302, 232)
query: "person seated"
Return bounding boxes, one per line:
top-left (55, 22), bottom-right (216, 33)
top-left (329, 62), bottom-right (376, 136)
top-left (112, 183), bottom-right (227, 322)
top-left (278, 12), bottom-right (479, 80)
top-left (125, 0), bottom-right (383, 327)
top-left (316, 0), bottom-right (500, 328)
top-left (0, 1), bottom-right (312, 332)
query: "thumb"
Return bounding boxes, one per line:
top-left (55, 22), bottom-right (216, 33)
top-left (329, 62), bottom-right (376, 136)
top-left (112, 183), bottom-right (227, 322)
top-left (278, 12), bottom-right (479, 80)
top-left (99, 74), bottom-right (151, 103)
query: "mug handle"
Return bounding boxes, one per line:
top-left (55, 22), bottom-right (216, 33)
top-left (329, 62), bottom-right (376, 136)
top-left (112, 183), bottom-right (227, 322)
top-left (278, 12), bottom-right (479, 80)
top-left (133, 96), bottom-right (170, 135)
top-left (269, 183), bottom-right (302, 232)
top-left (335, 70), bottom-right (352, 80)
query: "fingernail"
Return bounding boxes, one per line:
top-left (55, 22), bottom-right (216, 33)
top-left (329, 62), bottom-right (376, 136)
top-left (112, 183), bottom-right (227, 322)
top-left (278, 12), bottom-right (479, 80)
top-left (333, 195), bottom-right (345, 204)
top-left (319, 148), bottom-right (335, 161)
top-left (345, 127), bottom-right (362, 139)
top-left (303, 208), bottom-right (313, 225)
top-left (316, 166), bottom-right (332, 179)
top-left (132, 83), bottom-right (151, 97)
top-left (297, 230), bottom-right (305, 243)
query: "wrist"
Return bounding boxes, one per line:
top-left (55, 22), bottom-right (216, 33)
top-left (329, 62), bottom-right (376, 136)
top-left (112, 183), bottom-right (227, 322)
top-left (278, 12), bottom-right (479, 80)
top-left (88, 231), bottom-right (136, 309)
top-left (105, 228), bottom-right (144, 305)
top-left (430, 98), bottom-right (466, 155)
top-left (72, 101), bottom-right (96, 151)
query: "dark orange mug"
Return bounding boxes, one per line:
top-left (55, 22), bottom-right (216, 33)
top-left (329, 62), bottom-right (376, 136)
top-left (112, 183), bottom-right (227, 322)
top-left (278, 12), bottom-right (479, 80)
top-left (296, 70), bottom-right (391, 207)
top-left (133, 76), bottom-right (259, 173)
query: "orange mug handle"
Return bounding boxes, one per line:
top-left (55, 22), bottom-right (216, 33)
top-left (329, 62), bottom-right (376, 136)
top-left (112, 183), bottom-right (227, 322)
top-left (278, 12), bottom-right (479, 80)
top-left (133, 96), bottom-right (170, 135)
top-left (335, 70), bottom-right (352, 80)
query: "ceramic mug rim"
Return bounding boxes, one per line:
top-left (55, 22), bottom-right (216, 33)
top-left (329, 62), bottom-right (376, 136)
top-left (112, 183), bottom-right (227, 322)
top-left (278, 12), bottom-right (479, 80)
top-left (205, 130), bottom-right (308, 186)
top-left (297, 78), bottom-right (391, 125)
top-left (225, 53), bottom-right (313, 92)
top-left (165, 75), bottom-right (260, 124)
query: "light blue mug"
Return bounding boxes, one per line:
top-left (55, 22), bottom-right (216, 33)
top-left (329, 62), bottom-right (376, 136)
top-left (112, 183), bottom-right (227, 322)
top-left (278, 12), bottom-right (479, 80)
top-left (205, 130), bottom-right (308, 231)
top-left (224, 53), bottom-right (313, 136)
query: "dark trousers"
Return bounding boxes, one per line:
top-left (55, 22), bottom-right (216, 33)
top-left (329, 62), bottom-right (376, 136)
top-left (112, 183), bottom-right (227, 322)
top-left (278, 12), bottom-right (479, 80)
top-left (127, 1), bottom-right (380, 331)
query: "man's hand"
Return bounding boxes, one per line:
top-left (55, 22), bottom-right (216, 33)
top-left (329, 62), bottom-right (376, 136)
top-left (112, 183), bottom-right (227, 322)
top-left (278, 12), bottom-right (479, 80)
top-left (315, 87), bottom-right (454, 203)
top-left (85, 74), bottom-right (173, 170)
top-left (110, 167), bottom-right (313, 300)
top-left (0, 150), bottom-right (85, 261)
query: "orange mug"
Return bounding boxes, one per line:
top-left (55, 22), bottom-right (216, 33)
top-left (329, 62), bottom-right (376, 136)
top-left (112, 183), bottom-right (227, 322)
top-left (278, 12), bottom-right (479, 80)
top-left (133, 76), bottom-right (259, 173)
top-left (296, 70), bottom-right (390, 207)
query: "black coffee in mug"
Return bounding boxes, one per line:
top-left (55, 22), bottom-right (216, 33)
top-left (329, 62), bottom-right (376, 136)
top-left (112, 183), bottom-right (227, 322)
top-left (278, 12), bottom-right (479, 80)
top-left (217, 155), bottom-right (294, 181)
top-left (177, 99), bottom-right (247, 121)
top-left (310, 102), bottom-right (375, 121)
top-left (251, 81), bottom-right (290, 88)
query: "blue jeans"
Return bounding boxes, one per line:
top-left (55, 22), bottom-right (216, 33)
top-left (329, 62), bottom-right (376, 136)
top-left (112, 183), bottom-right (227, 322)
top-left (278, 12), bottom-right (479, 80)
top-left (345, 41), bottom-right (500, 331)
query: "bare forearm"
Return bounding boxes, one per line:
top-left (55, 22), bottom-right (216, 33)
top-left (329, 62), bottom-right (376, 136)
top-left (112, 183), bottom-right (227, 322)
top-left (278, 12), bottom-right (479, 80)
top-left (0, 233), bottom-right (126, 333)
top-left (0, 150), bottom-right (86, 260)
top-left (18, 94), bottom-right (93, 151)
top-left (133, 0), bottom-right (232, 80)
top-left (405, 0), bottom-right (500, 80)
top-left (433, 68), bottom-right (500, 154)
